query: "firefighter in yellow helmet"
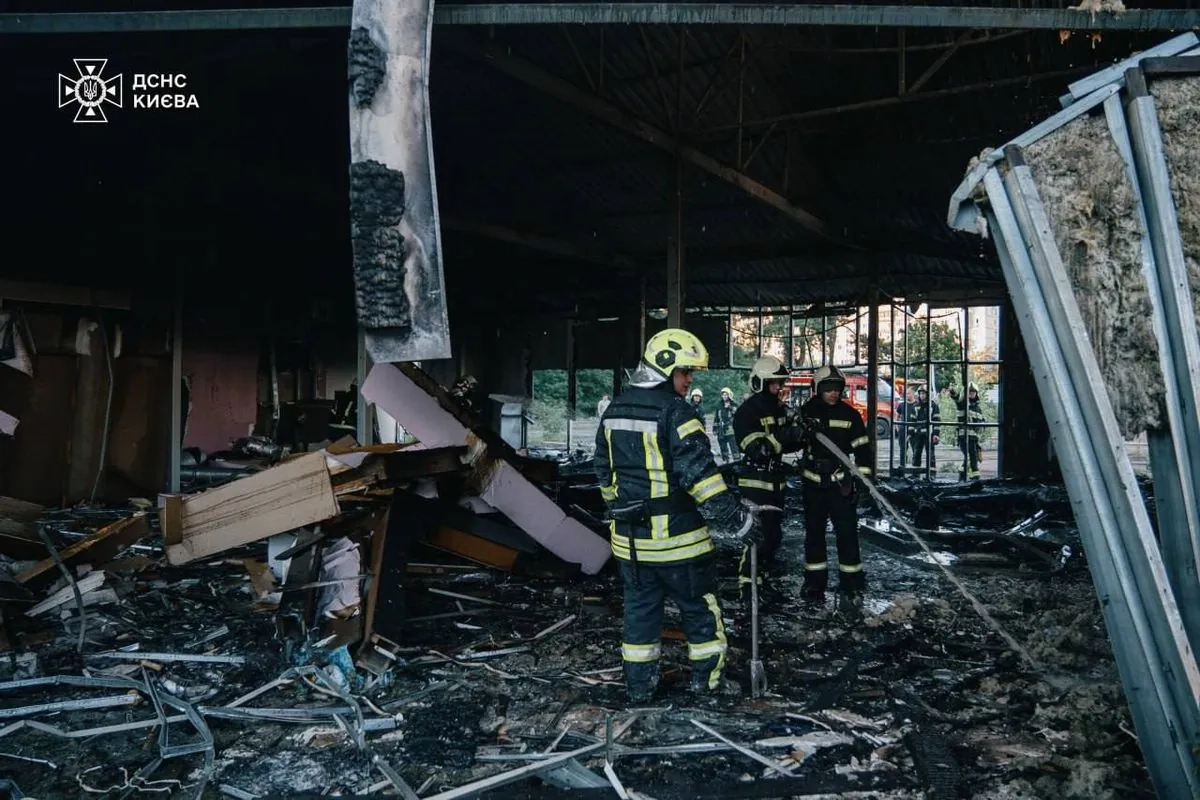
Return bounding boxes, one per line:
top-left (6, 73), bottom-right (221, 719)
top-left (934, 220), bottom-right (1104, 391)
top-left (594, 328), bottom-right (761, 703)
top-left (732, 356), bottom-right (807, 603)
top-left (798, 365), bottom-right (873, 606)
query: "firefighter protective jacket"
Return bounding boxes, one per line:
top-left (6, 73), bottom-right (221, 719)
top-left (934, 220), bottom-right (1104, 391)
top-left (714, 401), bottom-right (736, 438)
top-left (594, 383), bottom-right (739, 564)
top-left (953, 395), bottom-right (985, 438)
top-left (798, 396), bottom-right (873, 486)
top-left (733, 391), bottom-right (805, 494)
top-left (910, 398), bottom-right (941, 438)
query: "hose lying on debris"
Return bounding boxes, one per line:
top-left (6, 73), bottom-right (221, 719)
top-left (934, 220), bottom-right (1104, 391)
top-left (36, 525), bottom-right (87, 654)
top-left (813, 431), bottom-right (1043, 675)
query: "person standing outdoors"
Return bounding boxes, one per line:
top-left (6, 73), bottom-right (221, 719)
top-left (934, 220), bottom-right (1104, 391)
top-left (594, 329), bottom-right (761, 703)
top-left (797, 366), bottom-right (873, 607)
top-left (714, 387), bottom-right (738, 463)
top-left (733, 356), bottom-right (807, 603)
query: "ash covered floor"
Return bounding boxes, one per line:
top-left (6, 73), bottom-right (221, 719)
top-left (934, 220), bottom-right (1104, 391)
top-left (0, 486), bottom-right (1149, 800)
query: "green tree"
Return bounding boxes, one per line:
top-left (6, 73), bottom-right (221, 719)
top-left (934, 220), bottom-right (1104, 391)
top-left (881, 319), bottom-right (963, 392)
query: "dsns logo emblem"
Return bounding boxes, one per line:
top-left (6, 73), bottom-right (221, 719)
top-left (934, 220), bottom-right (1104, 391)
top-left (58, 59), bottom-right (123, 123)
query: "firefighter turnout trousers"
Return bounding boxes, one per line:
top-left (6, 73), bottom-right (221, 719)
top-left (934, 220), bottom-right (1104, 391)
top-left (910, 433), bottom-right (936, 469)
top-left (736, 472), bottom-right (784, 593)
top-left (802, 482), bottom-right (864, 595)
top-left (620, 557), bottom-right (727, 699)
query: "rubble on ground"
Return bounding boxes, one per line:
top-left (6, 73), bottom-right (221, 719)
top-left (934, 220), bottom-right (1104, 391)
top-left (0, 364), bottom-right (1152, 798)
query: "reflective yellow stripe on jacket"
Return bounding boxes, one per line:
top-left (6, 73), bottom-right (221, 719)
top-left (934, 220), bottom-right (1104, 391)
top-left (610, 527), bottom-right (715, 563)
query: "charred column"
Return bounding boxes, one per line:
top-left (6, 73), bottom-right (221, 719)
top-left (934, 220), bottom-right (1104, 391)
top-left (348, 2), bottom-right (451, 364)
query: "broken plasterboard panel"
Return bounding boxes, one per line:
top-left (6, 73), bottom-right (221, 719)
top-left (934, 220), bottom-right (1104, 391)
top-left (0, 409), bottom-right (17, 437)
top-left (361, 363), bottom-right (611, 574)
top-left (164, 451), bottom-right (340, 565)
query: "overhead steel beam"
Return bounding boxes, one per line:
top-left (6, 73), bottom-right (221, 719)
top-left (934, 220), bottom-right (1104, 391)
top-left (443, 217), bottom-right (637, 269)
top-left (4, 5), bottom-right (1200, 33)
top-left (444, 36), bottom-right (835, 241)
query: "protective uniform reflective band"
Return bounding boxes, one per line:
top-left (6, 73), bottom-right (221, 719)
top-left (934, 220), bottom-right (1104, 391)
top-left (688, 473), bottom-right (728, 503)
top-left (828, 419), bottom-right (852, 429)
top-left (802, 469), bottom-right (844, 483)
top-left (676, 419), bottom-right (705, 439)
top-left (838, 563), bottom-right (863, 573)
top-left (857, 466), bottom-right (872, 476)
top-left (804, 561), bottom-right (828, 571)
top-left (758, 416), bottom-right (777, 428)
top-left (738, 478), bottom-right (778, 492)
top-left (700, 593), bottom-right (727, 689)
top-left (610, 529), bottom-right (715, 563)
top-left (602, 427), bottom-right (619, 500)
top-left (850, 435), bottom-right (870, 448)
top-left (622, 642), bottom-right (661, 663)
top-left (604, 418), bottom-right (658, 434)
top-left (644, 431), bottom-right (670, 540)
top-left (740, 431), bottom-right (782, 453)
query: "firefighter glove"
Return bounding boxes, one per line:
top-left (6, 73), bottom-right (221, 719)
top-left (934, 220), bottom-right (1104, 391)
top-left (743, 437), bottom-right (775, 467)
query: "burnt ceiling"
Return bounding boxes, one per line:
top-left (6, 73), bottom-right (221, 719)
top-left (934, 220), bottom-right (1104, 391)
top-left (1, 2), bottom-right (1195, 319)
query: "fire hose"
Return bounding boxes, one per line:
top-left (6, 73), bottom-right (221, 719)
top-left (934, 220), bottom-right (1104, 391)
top-left (810, 430), bottom-right (1046, 676)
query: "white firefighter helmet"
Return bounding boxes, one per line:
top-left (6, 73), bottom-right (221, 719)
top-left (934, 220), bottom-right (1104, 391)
top-left (813, 365), bottom-right (846, 395)
top-left (968, 381), bottom-right (979, 393)
top-left (690, 388), bottom-right (703, 400)
top-left (720, 386), bottom-right (733, 398)
top-left (749, 355), bottom-right (789, 393)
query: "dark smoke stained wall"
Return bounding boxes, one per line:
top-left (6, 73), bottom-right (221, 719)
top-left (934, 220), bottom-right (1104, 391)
top-left (0, 306), bottom-right (173, 504)
top-left (182, 347), bottom-right (258, 454)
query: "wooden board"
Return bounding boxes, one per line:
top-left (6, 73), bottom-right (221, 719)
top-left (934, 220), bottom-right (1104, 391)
top-left (164, 451), bottom-right (339, 565)
top-left (428, 526), bottom-right (519, 572)
top-left (16, 514), bottom-right (150, 586)
top-left (0, 495), bottom-right (43, 541)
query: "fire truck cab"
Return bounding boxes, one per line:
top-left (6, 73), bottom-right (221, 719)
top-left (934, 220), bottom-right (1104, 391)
top-left (783, 367), bottom-right (903, 438)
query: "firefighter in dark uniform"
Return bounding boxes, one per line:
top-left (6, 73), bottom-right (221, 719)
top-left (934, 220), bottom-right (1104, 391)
top-left (734, 356), bottom-right (807, 602)
top-left (798, 365), bottom-right (874, 605)
top-left (594, 328), bottom-right (761, 704)
top-left (908, 386), bottom-right (940, 473)
top-left (949, 382), bottom-right (985, 480)
top-left (714, 388), bottom-right (738, 463)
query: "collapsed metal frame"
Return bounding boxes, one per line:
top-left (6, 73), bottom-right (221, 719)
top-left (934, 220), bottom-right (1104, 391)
top-left (948, 32), bottom-right (1200, 797)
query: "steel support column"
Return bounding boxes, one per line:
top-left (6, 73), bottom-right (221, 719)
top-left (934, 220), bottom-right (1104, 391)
top-left (866, 292), bottom-right (880, 457)
top-left (666, 153), bottom-right (686, 329)
top-left (168, 280), bottom-right (183, 494)
top-left (355, 326), bottom-right (372, 445)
